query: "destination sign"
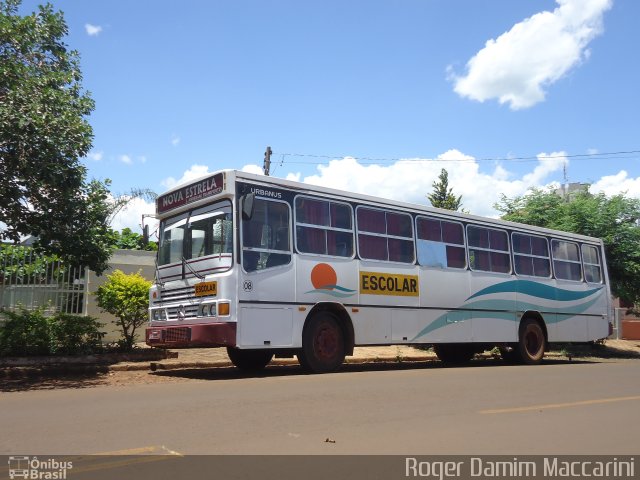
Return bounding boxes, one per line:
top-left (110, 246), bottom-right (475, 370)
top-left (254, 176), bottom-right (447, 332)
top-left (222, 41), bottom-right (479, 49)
top-left (157, 173), bottom-right (225, 214)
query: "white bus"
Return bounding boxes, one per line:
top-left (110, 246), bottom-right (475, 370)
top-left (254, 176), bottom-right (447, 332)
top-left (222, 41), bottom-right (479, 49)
top-left (146, 170), bottom-right (612, 373)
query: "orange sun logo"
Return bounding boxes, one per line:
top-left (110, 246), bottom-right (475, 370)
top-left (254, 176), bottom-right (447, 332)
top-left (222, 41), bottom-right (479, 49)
top-left (307, 263), bottom-right (355, 298)
top-left (310, 263), bottom-right (338, 290)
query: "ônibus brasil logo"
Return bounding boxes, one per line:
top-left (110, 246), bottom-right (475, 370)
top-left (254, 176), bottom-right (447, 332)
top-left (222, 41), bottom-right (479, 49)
top-left (8, 456), bottom-right (72, 479)
top-left (305, 263), bottom-right (356, 298)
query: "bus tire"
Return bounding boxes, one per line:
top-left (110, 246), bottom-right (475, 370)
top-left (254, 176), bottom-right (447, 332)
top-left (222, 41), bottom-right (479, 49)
top-left (515, 318), bottom-right (545, 365)
top-left (298, 312), bottom-right (345, 373)
top-left (226, 347), bottom-right (273, 371)
top-left (434, 343), bottom-right (475, 365)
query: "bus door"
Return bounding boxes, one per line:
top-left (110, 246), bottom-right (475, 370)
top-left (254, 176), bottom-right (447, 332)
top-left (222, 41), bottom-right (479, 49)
top-left (238, 196), bottom-right (295, 348)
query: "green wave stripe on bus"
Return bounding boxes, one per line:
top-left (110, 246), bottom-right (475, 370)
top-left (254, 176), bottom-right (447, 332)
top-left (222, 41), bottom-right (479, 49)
top-left (410, 291), bottom-right (603, 341)
top-left (305, 285), bottom-right (357, 298)
top-left (466, 280), bottom-right (602, 302)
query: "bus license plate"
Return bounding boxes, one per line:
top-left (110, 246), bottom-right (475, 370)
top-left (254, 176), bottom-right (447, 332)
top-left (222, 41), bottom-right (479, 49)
top-left (195, 281), bottom-right (217, 297)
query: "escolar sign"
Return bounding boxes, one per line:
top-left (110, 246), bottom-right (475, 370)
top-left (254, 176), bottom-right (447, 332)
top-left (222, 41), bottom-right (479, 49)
top-left (360, 272), bottom-right (419, 297)
top-left (195, 281), bottom-right (217, 297)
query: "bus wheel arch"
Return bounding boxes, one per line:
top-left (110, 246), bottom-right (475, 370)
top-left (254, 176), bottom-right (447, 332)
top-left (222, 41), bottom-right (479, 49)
top-left (516, 313), bottom-right (547, 365)
top-left (306, 303), bottom-right (355, 355)
top-left (298, 303), bottom-right (354, 373)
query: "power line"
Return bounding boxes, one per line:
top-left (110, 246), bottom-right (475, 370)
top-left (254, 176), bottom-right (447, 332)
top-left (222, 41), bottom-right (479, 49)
top-left (275, 149), bottom-right (640, 166)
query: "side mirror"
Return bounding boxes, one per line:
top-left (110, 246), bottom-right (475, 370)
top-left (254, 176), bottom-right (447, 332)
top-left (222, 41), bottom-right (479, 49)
top-left (241, 193), bottom-right (255, 220)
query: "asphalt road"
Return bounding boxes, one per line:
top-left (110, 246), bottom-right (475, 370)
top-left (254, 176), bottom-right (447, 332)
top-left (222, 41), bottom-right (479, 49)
top-left (1, 359), bottom-right (639, 455)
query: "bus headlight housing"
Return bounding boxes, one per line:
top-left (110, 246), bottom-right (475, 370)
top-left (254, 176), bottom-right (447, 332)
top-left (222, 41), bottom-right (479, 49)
top-left (197, 301), bottom-right (230, 317)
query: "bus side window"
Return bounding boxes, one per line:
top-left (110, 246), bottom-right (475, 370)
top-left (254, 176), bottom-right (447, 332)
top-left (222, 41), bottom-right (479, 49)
top-left (552, 239), bottom-right (582, 281)
top-left (243, 198), bottom-right (292, 272)
top-left (416, 217), bottom-right (466, 269)
top-left (582, 245), bottom-right (602, 283)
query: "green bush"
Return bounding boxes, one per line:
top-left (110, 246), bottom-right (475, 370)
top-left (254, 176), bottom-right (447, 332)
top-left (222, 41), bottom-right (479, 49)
top-left (51, 313), bottom-right (105, 355)
top-left (0, 308), bottom-right (105, 356)
top-left (95, 269), bottom-right (152, 350)
top-left (0, 309), bottom-right (54, 356)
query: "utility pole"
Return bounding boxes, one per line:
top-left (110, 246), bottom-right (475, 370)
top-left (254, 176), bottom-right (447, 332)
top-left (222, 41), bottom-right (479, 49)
top-left (263, 146), bottom-right (272, 176)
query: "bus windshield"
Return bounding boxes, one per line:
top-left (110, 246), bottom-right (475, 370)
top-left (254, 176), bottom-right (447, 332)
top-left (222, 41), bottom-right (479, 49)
top-left (158, 200), bottom-right (233, 268)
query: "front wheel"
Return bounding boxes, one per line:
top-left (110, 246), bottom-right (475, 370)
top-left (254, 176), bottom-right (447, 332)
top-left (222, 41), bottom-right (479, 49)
top-left (515, 319), bottom-right (545, 365)
top-left (227, 347), bottom-right (273, 371)
top-left (298, 312), bottom-right (345, 373)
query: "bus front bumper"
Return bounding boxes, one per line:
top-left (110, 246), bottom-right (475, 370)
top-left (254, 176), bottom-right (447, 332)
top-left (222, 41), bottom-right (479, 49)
top-left (145, 322), bottom-right (237, 348)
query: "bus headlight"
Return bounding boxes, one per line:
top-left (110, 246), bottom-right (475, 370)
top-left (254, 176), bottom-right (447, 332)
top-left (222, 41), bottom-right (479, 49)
top-left (209, 304), bottom-right (217, 316)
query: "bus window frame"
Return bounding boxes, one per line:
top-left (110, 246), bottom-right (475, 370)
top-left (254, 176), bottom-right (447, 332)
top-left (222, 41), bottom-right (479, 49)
top-left (355, 205), bottom-right (415, 264)
top-left (466, 224), bottom-right (512, 274)
top-left (293, 195), bottom-right (355, 259)
top-left (511, 231), bottom-right (552, 279)
top-left (581, 243), bottom-right (603, 284)
top-left (551, 239), bottom-right (583, 282)
top-left (415, 215), bottom-right (467, 270)
top-left (241, 196), bottom-right (292, 273)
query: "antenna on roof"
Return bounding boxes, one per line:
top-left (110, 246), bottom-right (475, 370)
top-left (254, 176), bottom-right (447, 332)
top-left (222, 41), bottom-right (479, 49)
top-left (263, 146), bottom-right (272, 176)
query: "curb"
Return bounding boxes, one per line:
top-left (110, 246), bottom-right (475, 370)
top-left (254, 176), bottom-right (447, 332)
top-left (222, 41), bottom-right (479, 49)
top-left (1, 354), bottom-right (440, 377)
top-left (147, 354), bottom-right (439, 372)
top-left (1, 352), bottom-right (576, 379)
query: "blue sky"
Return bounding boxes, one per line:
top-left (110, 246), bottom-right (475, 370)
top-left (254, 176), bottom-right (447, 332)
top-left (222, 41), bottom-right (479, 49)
top-left (18, 0), bottom-right (640, 233)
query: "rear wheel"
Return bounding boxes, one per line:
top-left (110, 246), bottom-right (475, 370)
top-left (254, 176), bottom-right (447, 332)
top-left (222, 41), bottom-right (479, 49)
top-left (298, 312), bottom-right (345, 373)
top-left (226, 347), bottom-right (273, 371)
top-left (434, 343), bottom-right (476, 365)
top-left (515, 319), bottom-right (545, 365)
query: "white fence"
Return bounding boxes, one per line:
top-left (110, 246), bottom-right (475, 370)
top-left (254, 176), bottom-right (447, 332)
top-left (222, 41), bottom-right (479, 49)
top-left (0, 249), bottom-right (87, 315)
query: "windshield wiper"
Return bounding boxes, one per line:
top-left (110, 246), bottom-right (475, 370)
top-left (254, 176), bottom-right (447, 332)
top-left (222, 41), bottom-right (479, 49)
top-left (182, 256), bottom-right (204, 280)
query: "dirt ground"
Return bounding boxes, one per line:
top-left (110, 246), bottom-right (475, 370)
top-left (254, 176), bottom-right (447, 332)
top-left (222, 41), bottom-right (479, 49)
top-left (2, 338), bottom-right (639, 392)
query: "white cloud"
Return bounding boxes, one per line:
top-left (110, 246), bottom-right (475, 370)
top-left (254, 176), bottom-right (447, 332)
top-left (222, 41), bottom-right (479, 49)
top-left (87, 150), bottom-right (103, 161)
top-left (451, 0), bottom-right (612, 109)
top-left (591, 171), bottom-right (640, 199)
top-left (522, 152), bottom-right (568, 185)
top-left (171, 134), bottom-right (181, 147)
top-left (241, 164), bottom-right (264, 175)
top-left (109, 197), bottom-right (158, 238)
top-left (85, 23), bottom-right (103, 36)
top-left (160, 164), bottom-right (211, 190)
top-left (119, 154), bottom-right (132, 165)
top-left (252, 150), bottom-right (570, 218)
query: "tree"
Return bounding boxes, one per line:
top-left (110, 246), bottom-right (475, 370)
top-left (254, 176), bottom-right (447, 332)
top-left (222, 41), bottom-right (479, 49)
top-left (95, 269), bottom-right (152, 350)
top-left (495, 188), bottom-right (640, 313)
top-left (0, 0), bottom-right (113, 274)
top-left (112, 227), bottom-right (157, 251)
top-left (428, 168), bottom-right (463, 211)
